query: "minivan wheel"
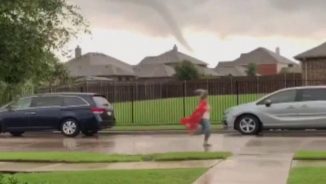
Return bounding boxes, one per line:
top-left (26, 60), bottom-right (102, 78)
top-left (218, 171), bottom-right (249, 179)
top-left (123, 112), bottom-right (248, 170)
top-left (236, 115), bottom-right (261, 135)
top-left (61, 119), bottom-right (80, 137)
top-left (10, 131), bottom-right (24, 137)
top-left (82, 130), bottom-right (98, 137)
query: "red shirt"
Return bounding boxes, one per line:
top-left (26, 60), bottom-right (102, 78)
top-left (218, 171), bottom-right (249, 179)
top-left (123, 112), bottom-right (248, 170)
top-left (180, 100), bottom-right (208, 131)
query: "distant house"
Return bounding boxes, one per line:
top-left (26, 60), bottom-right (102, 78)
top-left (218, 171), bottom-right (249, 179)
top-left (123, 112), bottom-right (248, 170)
top-left (135, 45), bottom-right (218, 81)
top-left (65, 46), bottom-right (136, 81)
top-left (295, 42), bottom-right (326, 84)
top-left (215, 61), bottom-right (247, 77)
top-left (215, 47), bottom-right (300, 76)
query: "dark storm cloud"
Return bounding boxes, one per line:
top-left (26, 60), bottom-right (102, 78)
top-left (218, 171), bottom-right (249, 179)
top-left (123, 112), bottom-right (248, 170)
top-left (70, 0), bottom-right (326, 40)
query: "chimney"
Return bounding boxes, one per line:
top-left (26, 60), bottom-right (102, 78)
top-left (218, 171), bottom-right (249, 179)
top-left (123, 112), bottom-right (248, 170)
top-left (75, 45), bottom-right (82, 58)
top-left (173, 44), bottom-right (178, 52)
top-left (276, 47), bottom-right (280, 55)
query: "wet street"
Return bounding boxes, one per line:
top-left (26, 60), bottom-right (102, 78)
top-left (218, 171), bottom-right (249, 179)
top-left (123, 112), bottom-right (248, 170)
top-left (1, 131), bottom-right (326, 154)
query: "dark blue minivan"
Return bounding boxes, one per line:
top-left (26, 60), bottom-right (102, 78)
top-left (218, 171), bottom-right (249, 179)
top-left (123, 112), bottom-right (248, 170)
top-left (0, 93), bottom-right (115, 137)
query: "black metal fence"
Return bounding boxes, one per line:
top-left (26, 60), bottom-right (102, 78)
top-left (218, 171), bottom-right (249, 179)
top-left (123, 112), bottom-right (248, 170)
top-left (34, 74), bottom-right (313, 126)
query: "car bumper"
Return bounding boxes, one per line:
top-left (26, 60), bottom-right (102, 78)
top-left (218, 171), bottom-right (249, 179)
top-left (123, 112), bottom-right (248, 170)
top-left (99, 117), bottom-right (116, 129)
top-left (223, 114), bottom-right (236, 130)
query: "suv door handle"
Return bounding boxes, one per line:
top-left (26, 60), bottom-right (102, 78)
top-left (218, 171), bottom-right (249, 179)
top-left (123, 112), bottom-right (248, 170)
top-left (25, 112), bottom-right (36, 115)
top-left (287, 106), bottom-right (296, 109)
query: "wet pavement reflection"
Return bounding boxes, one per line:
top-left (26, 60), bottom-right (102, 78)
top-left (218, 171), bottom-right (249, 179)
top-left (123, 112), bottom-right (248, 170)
top-left (0, 131), bottom-right (326, 154)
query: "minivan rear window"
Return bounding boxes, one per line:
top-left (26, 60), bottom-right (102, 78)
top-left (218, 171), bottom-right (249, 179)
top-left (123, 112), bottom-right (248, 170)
top-left (93, 96), bottom-right (111, 108)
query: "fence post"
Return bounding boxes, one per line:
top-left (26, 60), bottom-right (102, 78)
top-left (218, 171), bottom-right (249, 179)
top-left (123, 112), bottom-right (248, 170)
top-left (131, 84), bottom-right (134, 124)
top-left (256, 76), bottom-right (259, 94)
top-left (85, 80), bottom-right (88, 92)
top-left (183, 81), bottom-right (186, 117)
top-left (284, 73), bottom-right (287, 88)
top-left (236, 81), bottom-right (239, 105)
top-left (113, 82), bottom-right (116, 103)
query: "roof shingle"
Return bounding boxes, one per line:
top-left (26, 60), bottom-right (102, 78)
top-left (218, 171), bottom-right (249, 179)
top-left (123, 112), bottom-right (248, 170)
top-left (65, 53), bottom-right (135, 77)
top-left (234, 47), bottom-right (295, 65)
top-left (295, 42), bottom-right (326, 60)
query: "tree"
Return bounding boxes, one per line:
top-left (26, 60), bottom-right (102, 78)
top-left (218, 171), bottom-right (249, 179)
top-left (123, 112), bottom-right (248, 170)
top-left (0, 0), bottom-right (87, 100)
top-left (175, 60), bottom-right (200, 81)
top-left (246, 63), bottom-right (257, 77)
top-left (33, 53), bottom-right (69, 88)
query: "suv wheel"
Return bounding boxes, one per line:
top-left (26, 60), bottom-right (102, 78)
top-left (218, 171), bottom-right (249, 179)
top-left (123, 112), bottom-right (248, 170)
top-left (10, 131), bottom-right (24, 137)
top-left (82, 130), bottom-right (98, 137)
top-left (61, 119), bottom-right (80, 137)
top-left (236, 115), bottom-right (261, 135)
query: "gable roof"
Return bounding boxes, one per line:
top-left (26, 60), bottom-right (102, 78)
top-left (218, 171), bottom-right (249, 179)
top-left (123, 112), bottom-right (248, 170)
top-left (295, 42), bottom-right (326, 60)
top-left (234, 47), bottom-right (295, 65)
top-left (65, 53), bottom-right (135, 77)
top-left (139, 45), bottom-right (207, 66)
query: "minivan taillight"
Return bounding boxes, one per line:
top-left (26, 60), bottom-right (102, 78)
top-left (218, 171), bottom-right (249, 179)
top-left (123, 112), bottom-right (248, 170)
top-left (91, 107), bottom-right (106, 114)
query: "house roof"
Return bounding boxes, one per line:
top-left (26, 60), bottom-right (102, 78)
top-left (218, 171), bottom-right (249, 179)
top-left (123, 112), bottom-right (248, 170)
top-left (197, 67), bottom-right (219, 76)
top-left (134, 64), bottom-right (218, 79)
top-left (295, 42), bottom-right (326, 60)
top-left (65, 53), bottom-right (135, 77)
top-left (139, 45), bottom-right (207, 66)
top-left (133, 64), bottom-right (176, 78)
top-left (234, 47), bottom-right (295, 65)
top-left (215, 62), bottom-right (247, 76)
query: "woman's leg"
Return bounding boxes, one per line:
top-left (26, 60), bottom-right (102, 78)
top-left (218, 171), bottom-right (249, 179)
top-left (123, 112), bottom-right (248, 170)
top-left (201, 119), bottom-right (211, 145)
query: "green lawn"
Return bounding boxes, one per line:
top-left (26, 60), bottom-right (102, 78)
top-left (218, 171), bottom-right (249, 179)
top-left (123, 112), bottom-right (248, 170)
top-left (294, 151), bottom-right (326, 160)
top-left (0, 151), bottom-right (231, 163)
top-left (113, 94), bottom-right (263, 126)
top-left (14, 168), bottom-right (207, 184)
top-left (288, 167), bottom-right (326, 184)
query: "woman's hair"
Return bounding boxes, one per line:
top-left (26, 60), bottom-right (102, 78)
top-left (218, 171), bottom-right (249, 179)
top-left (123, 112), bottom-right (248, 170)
top-left (195, 89), bottom-right (208, 100)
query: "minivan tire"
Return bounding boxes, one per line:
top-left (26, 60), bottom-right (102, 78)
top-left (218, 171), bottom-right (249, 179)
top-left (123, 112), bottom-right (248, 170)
top-left (236, 115), bottom-right (261, 135)
top-left (82, 130), bottom-right (98, 137)
top-left (61, 119), bottom-right (80, 137)
top-left (10, 131), bottom-right (24, 137)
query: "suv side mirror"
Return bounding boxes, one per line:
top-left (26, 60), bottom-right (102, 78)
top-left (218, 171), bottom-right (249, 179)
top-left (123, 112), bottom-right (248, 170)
top-left (265, 99), bottom-right (272, 107)
top-left (7, 105), bottom-right (13, 111)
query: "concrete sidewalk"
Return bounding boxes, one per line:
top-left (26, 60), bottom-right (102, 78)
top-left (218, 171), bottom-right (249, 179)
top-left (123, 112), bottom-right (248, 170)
top-left (0, 160), bottom-right (220, 173)
top-left (193, 153), bottom-right (293, 184)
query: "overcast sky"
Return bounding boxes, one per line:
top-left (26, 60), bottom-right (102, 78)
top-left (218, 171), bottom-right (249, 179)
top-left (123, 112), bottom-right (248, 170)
top-left (67, 0), bottom-right (325, 67)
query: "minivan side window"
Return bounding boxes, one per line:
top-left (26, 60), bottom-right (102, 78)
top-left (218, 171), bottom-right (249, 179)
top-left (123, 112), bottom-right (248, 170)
top-left (258, 90), bottom-right (296, 105)
top-left (11, 97), bottom-right (32, 110)
top-left (31, 96), bottom-right (62, 107)
top-left (63, 97), bottom-right (88, 106)
top-left (299, 89), bottom-right (326, 101)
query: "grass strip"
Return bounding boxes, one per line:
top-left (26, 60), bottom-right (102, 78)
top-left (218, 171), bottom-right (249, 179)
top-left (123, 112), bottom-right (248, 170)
top-left (294, 151), bottom-right (326, 160)
top-left (14, 168), bottom-right (207, 184)
top-left (0, 151), bottom-right (231, 163)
